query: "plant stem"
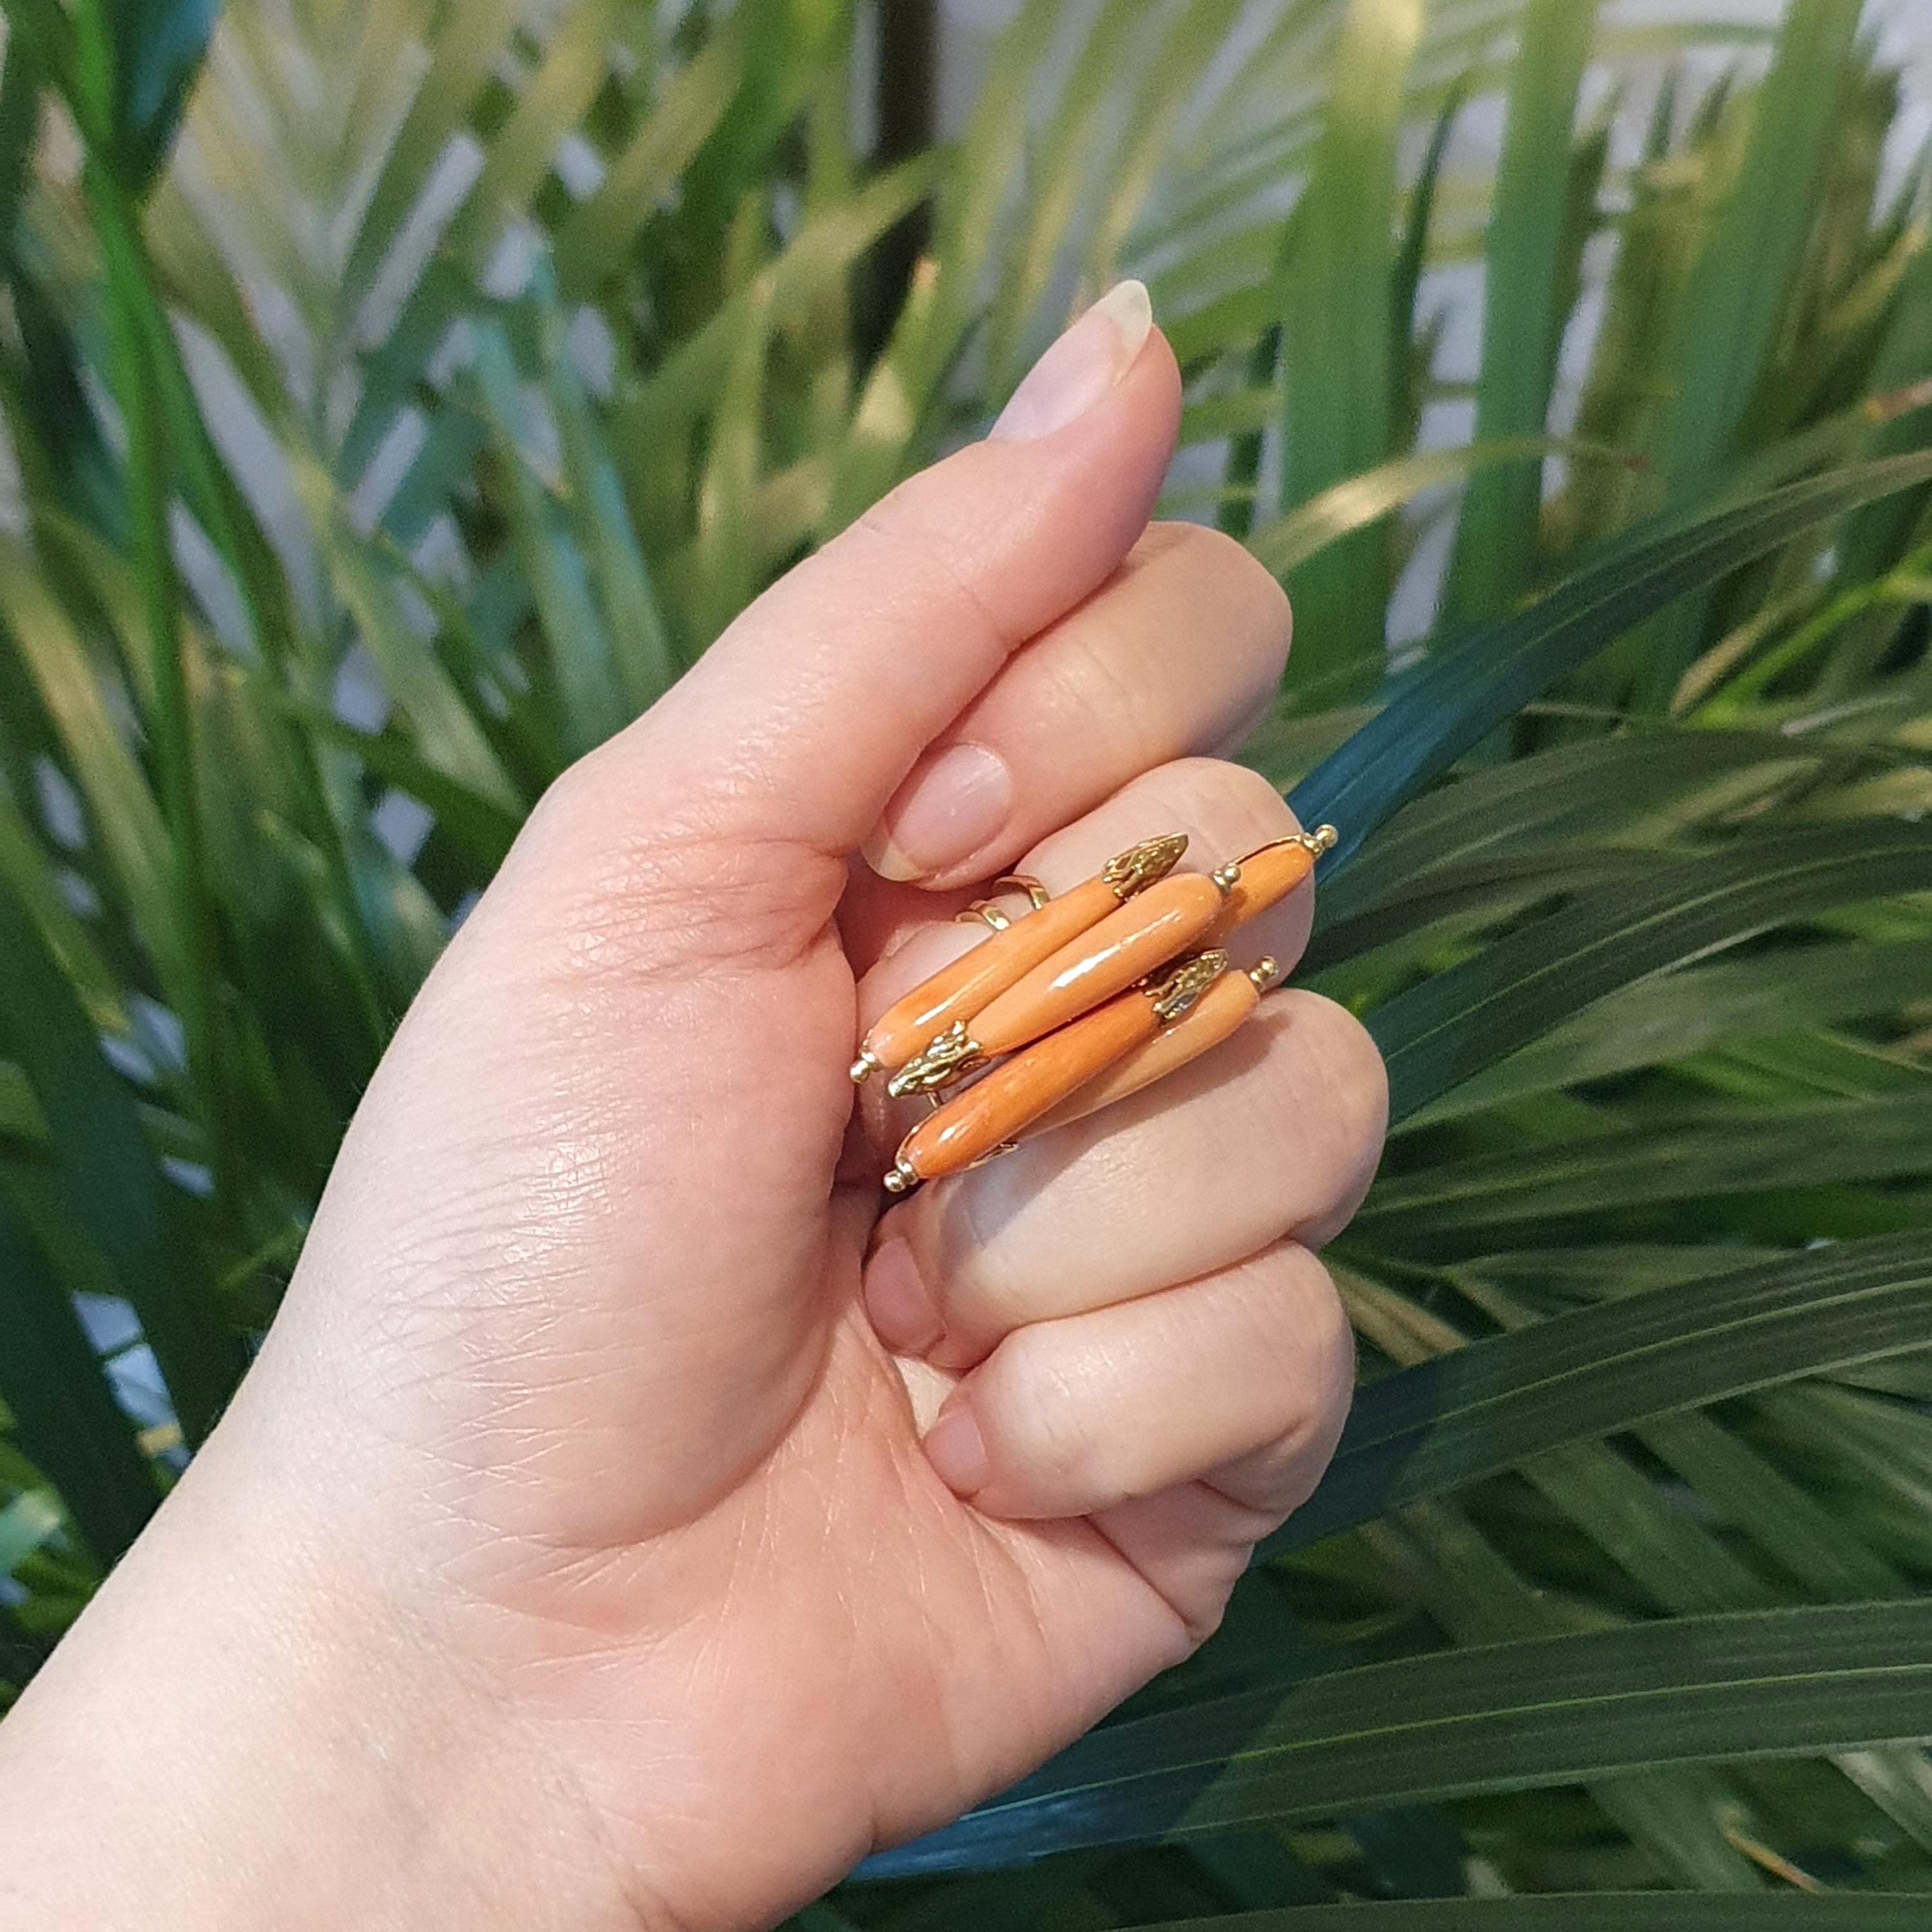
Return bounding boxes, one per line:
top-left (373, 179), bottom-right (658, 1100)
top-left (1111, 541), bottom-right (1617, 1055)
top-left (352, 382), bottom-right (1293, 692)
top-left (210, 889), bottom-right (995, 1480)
top-left (86, 159), bottom-right (234, 1213)
top-left (1698, 531), bottom-right (1932, 719)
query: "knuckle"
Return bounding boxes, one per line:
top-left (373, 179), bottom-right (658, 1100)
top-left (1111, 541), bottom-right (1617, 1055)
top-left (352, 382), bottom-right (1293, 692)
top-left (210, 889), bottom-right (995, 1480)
top-left (1287, 1249), bottom-right (1358, 1403)
top-left (989, 1337), bottom-right (1106, 1497)
top-left (1142, 523), bottom-right (1292, 675)
top-left (1046, 615), bottom-right (1169, 767)
top-left (1234, 1244), bottom-right (1353, 1410)
top-left (1289, 992), bottom-right (1391, 1154)
top-left (1172, 523), bottom-right (1293, 636)
top-left (1158, 754), bottom-right (1299, 834)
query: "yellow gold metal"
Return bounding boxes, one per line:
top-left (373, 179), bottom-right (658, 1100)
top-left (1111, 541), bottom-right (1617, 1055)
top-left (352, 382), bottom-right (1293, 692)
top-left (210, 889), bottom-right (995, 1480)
top-left (886, 1019), bottom-right (987, 1098)
top-left (882, 1160), bottom-right (918, 1195)
top-left (1210, 861), bottom-right (1243, 894)
top-left (955, 873), bottom-right (1052, 933)
top-left (849, 1047), bottom-right (883, 1084)
top-left (1247, 955), bottom-right (1284, 993)
top-left (956, 900), bottom-right (1012, 931)
top-left (1101, 833), bottom-right (1188, 900)
top-left (1144, 949), bottom-right (1230, 1023)
top-left (1231, 825), bottom-right (1338, 872)
top-left (995, 874), bottom-right (1052, 910)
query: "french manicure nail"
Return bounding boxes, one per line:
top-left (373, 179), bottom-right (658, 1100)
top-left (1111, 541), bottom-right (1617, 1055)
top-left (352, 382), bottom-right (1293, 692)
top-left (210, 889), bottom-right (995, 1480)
top-left (923, 1402), bottom-right (992, 1496)
top-left (862, 742), bottom-right (1014, 883)
top-left (863, 1241), bottom-right (944, 1355)
top-left (990, 280), bottom-right (1154, 442)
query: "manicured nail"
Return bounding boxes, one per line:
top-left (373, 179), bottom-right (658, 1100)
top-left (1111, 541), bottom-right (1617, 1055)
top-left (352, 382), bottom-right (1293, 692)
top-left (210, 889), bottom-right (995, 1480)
top-left (990, 280), bottom-right (1154, 442)
top-left (862, 742), bottom-right (1013, 883)
top-left (923, 1402), bottom-right (992, 1496)
top-left (864, 1241), bottom-right (944, 1355)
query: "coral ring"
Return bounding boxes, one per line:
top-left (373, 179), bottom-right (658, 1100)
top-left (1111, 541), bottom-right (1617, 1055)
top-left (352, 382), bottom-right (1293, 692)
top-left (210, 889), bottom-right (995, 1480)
top-left (861, 825), bottom-right (1337, 1193)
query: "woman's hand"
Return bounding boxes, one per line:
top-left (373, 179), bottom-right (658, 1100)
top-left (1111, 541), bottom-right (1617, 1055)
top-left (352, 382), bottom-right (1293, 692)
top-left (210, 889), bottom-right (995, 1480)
top-left (0, 286), bottom-right (1385, 1931)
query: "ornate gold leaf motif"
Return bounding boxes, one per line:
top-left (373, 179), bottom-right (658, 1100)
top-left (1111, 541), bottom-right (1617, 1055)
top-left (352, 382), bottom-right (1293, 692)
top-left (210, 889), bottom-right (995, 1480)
top-left (1145, 949), bottom-right (1230, 1023)
top-left (885, 1021), bottom-right (988, 1098)
top-left (1101, 832), bottom-right (1188, 898)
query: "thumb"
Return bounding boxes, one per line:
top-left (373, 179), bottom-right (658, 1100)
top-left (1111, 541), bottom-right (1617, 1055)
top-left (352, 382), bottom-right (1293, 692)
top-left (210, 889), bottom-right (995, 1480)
top-left (591, 282), bottom-right (1181, 862)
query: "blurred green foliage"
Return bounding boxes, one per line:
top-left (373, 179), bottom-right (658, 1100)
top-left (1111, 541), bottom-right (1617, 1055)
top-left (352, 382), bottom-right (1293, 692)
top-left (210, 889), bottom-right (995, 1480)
top-left (3, 0), bottom-right (1932, 1916)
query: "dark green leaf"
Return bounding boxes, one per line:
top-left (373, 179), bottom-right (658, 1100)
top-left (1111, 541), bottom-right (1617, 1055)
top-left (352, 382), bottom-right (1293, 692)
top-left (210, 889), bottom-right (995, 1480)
top-left (1274, 1234), bottom-right (1932, 1551)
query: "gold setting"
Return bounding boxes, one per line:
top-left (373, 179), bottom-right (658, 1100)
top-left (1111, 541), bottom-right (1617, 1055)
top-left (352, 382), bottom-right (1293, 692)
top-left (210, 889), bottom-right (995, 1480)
top-left (956, 900), bottom-right (1012, 932)
top-left (1101, 833), bottom-right (1188, 900)
top-left (997, 874), bottom-right (1052, 910)
top-left (1145, 949), bottom-right (1230, 1023)
top-left (861, 825), bottom-right (1342, 1190)
top-left (956, 873), bottom-right (1053, 933)
top-left (886, 1020), bottom-right (987, 1098)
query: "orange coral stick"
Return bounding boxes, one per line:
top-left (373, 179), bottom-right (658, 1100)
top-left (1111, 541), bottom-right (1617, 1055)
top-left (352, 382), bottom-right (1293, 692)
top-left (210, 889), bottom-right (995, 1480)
top-left (885, 870), bottom-right (1229, 1101)
top-left (852, 834), bottom-right (1186, 1082)
top-left (1022, 958), bottom-right (1280, 1140)
top-left (884, 954), bottom-right (1229, 1192)
top-left (1199, 826), bottom-right (1336, 949)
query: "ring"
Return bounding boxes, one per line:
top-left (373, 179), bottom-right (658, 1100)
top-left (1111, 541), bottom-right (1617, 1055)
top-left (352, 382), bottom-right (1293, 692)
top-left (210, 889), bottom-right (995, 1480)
top-left (857, 825), bottom-right (1338, 1192)
top-left (956, 873), bottom-right (1052, 932)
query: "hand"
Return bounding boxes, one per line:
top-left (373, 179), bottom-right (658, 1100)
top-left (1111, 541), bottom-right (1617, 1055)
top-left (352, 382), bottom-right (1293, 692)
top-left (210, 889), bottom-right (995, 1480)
top-left (0, 286), bottom-right (1385, 1931)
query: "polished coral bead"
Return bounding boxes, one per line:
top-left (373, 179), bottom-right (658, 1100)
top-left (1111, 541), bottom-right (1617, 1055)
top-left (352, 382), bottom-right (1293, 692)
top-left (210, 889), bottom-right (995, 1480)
top-left (1023, 958), bottom-right (1277, 1138)
top-left (853, 833), bottom-right (1186, 1081)
top-left (967, 870), bottom-right (1228, 1058)
top-left (884, 953), bottom-right (1230, 1190)
top-left (858, 875), bottom-right (1120, 1077)
top-left (1200, 827), bottom-right (1334, 949)
top-left (887, 987), bottom-right (1161, 1186)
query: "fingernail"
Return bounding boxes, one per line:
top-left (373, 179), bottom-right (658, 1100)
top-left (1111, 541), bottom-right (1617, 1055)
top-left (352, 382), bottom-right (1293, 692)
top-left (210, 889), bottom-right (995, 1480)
top-left (923, 1402), bottom-right (992, 1496)
top-left (862, 742), bottom-right (1013, 883)
top-left (864, 1240), bottom-right (944, 1355)
top-left (990, 280), bottom-right (1154, 442)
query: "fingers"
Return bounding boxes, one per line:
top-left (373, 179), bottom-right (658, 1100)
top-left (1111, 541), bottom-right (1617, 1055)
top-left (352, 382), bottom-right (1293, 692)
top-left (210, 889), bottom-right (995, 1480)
top-left (848, 754), bottom-right (1312, 1000)
top-left (865, 991), bottom-right (1387, 1366)
top-left (919, 1241), bottom-right (1354, 1522)
top-left (859, 523), bottom-right (1291, 889)
top-left (574, 286), bottom-right (1183, 862)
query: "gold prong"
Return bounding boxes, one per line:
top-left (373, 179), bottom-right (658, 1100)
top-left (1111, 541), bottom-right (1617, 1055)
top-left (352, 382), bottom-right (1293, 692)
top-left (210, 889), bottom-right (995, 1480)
top-left (1304, 824), bottom-right (1338, 855)
top-left (886, 1020), bottom-right (987, 1098)
top-left (1211, 861), bottom-right (1243, 894)
top-left (955, 899), bottom-right (1012, 931)
top-left (1145, 949), bottom-right (1230, 1023)
top-left (994, 873), bottom-right (1052, 910)
top-left (882, 1158), bottom-right (919, 1195)
top-left (850, 1048), bottom-right (882, 1084)
top-left (1248, 955), bottom-right (1284, 993)
top-left (1102, 832), bottom-right (1188, 900)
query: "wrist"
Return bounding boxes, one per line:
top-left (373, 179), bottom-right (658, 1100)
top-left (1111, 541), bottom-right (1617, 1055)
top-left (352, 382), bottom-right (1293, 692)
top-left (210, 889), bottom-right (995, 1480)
top-left (0, 1396), bottom-right (649, 1932)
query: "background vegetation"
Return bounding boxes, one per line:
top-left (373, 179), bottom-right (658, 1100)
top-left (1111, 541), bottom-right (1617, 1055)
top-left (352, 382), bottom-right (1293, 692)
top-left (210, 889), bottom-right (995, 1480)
top-left (4, 0), bottom-right (1932, 1919)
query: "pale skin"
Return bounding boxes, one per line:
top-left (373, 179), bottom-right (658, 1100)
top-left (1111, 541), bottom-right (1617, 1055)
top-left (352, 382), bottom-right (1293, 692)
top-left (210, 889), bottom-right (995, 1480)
top-left (0, 285), bottom-right (1386, 1931)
